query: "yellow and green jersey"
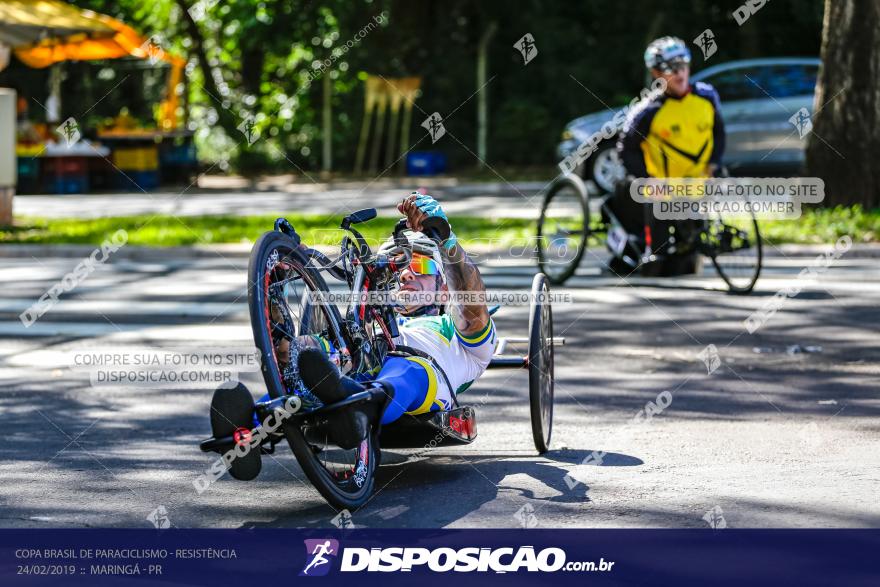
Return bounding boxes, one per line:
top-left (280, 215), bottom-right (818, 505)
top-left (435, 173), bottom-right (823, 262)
top-left (393, 314), bottom-right (496, 410)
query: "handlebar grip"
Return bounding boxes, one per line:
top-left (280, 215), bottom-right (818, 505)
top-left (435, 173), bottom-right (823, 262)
top-left (274, 217), bottom-right (301, 246)
top-left (393, 219), bottom-right (409, 249)
top-left (420, 216), bottom-right (450, 245)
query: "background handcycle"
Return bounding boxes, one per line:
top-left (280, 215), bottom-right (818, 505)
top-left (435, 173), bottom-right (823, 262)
top-left (200, 210), bottom-right (563, 509)
top-left (536, 173), bottom-right (763, 293)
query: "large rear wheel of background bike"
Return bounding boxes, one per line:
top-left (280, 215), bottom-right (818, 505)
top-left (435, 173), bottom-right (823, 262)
top-left (537, 174), bottom-right (589, 285)
top-left (248, 230), bottom-right (377, 509)
top-left (702, 209), bottom-right (763, 294)
top-left (528, 273), bottom-right (554, 454)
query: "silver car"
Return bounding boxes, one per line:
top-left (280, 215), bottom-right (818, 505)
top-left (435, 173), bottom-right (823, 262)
top-left (556, 57), bottom-right (821, 191)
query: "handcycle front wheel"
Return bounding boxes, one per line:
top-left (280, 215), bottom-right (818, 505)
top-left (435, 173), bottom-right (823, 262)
top-left (248, 230), bottom-right (377, 509)
top-left (528, 273), bottom-right (554, 454)
top-left (537, 174), bottom-right (590, 285)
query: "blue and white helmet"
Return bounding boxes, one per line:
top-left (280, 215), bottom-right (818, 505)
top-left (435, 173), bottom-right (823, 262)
top-left (379, 231), bottom-right (446, 283)
top-left (379, 231), bottom-right (447, 316)
top-left (644, 36), bottom-right (691, 73)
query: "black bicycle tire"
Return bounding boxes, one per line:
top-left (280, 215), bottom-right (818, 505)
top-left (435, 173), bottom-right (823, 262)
top-left (528, 273), bottom-right (554, 453)
top-left (709, 215), bottom-right (763, 295)
top-left (537, 174), bottom-right (590, 285)
top-left (247, 230), bottom-right (376, 509)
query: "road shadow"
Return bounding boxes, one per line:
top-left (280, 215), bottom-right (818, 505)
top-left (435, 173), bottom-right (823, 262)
top-left (239, 448), bottom-right (644, 528)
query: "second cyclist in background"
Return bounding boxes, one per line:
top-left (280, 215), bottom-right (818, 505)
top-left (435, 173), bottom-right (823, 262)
top-left (608, 36), bottom-right (726, 276)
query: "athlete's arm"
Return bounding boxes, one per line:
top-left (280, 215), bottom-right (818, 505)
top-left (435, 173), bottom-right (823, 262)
top-left (438, 242), bottom-right (490, 336)
top-left (617, 104), bottom-right (655, 178)
top-left (398, 194), bottom-right (490, 337)
top-left (708, 87), bottom-right (726, 173)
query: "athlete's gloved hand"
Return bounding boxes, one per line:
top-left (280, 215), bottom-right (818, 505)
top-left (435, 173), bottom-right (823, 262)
top-left (399, 191), bottom-right (458, 251)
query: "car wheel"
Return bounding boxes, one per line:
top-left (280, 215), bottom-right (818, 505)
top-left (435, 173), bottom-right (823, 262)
top-left (587, 143), bottom-right (626, 193)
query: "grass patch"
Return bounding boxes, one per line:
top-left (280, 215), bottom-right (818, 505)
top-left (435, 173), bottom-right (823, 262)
top-left (2, 206), bottom-right (877, 248)
top-left (760, 205), bottom-right (879, 245)
top-left (1, 213), bottom-right (536, 249)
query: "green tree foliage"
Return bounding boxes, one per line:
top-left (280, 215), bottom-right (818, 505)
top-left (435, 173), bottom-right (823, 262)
top-left (9, 0), bottom-right (824, 172)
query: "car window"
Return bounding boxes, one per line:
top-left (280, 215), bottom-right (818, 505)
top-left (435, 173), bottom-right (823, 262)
top-left (760, 65), bottom-right (818, 98)
top-left (700, 64), bottom-right (818, 103)
top-left (701, 68), bottom-right (768, 102)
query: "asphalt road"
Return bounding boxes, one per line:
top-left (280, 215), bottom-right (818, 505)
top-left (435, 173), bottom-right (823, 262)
top-left (13, 179), bottom-right (550, 219)
top-left (1, 242), bottom-right (878, 529)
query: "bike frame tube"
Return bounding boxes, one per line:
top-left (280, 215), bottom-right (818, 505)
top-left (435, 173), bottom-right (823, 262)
top-left (348, 265), bottom-right (366, 323)
top-left (487, 356), bottom-right (528, 369)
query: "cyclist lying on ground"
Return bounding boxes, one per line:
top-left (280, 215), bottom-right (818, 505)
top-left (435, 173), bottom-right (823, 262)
top-left (256, 192), bottom-right (495, 448)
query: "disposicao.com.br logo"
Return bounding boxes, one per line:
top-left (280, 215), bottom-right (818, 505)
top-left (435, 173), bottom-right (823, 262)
top-left (300, 540), bottom-right (615, 575)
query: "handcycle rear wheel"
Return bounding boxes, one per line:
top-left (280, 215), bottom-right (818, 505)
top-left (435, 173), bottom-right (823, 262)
top-left (528, 273), bottom-right (554, 453)
top-left (701, 206), bottom-right (763, 294)
top-left (537, 174), bottom-right (590, 285)
top-left (248, 230), bottom-right (377, 509)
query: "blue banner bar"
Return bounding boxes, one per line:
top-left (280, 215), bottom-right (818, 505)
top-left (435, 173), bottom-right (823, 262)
top-left (1, 529), bottom-right (877, 586)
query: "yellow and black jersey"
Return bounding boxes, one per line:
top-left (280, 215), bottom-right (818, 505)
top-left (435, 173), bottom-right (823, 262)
top-left (618, 82), bottom-right (725, 178)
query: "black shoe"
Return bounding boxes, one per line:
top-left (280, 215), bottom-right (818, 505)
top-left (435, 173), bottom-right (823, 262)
top-left (606, 256), bottom-right (634, 277)
top-left (662, 253), bottom-right (702, 276)
top-left (638, 255), bottom-right (662, 277)
top-left (298, 348), bottom-right (376, 450)
top-left (332, 381), bottom-right (394, 451)
top-left (640, 253), bottom-right (701, 277)
top-left (298, 348), bottom-right (346, 403)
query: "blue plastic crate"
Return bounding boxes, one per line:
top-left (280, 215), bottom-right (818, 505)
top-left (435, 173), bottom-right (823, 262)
top-left (406, 151), bottom-right (447, 176)
top-left (160, 144), bottom-right (197, 166)
top-left (49, 175), bottom-right (89, 194)
top-left (117, 170), bottom-right (160, 191)
top-left (17, 157), bottom-right (40, 178)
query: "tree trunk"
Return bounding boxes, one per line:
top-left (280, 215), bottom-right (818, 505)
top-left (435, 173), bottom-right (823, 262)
top-left (476, 22), bottom-right (497, 168)
top-left (806, 0), bottom-right (880, 208)
top-left (322, 73), bottom-right (332, 175)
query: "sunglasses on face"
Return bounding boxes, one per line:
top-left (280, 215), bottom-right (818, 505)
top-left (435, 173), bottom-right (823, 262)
top-left (660, 61), bottom-right (689, 74)
top-left (408, 254), bottom-right (440, 276)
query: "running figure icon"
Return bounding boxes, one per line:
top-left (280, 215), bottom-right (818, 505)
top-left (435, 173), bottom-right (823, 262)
top-left (301, 539), bottom-right (339, 576)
